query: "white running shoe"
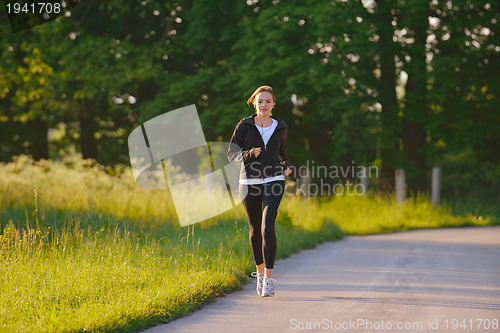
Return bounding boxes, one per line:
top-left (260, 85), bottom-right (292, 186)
top-left (262, 276), bottom-right (277, 297)
top-left (251, 272), bottom-right (264, 296)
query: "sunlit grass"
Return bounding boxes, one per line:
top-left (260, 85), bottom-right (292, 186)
top-left (0, 216), bottom-right (252, 332)
top-left (282, 191), bottom-right (495, 235)
top-left (0, 155), bottom-right (497, 332)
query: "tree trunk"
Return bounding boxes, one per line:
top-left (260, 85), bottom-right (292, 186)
top-left (29, 118), bottom-right (49, 160)
top-left (375, 2), bottom-right (400, 191)
top-left (79, 100), bottom-right (98, 159)
top-left (497, 182), bottom-right (500, 206)
top-left (401, 4), bottom-right (429, 194)
top-left (401, 117), bottom-right (427, 194)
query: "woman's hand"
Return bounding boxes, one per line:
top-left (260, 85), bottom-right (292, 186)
top-left (284, 168), bottom-right (292, 177)
top-left (252, 147), bottom-right (262, 157)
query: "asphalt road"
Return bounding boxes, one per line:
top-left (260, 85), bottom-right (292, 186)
top-left (141, 226), bottom-right (500, 333)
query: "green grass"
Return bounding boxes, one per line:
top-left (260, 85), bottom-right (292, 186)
top-left (0, 155), bottom-right (497, 332)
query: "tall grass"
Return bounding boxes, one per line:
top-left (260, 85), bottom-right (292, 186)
top-left (282, 192), bottom-right (495, 235)
top-left (0, 155), bottom-right (497, 332)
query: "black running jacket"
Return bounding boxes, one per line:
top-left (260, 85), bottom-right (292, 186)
top-left (227, 113), bottom-right (292, 179)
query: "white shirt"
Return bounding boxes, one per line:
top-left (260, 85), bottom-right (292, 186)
top-left (239, 118), bottom-right (285, 185)
top-left (255, 118), bottom-right (278, 147)
top-left (239, 175), bottom-right (285, 185)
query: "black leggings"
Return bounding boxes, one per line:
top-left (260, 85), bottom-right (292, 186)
top-left (239, 180), bottom-right (285, 269)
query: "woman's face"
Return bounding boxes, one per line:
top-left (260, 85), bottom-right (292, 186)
top-left (253, 91), bottom-right (275, 116)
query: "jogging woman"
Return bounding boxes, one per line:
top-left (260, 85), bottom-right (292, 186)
top-left (227, 85), bottom-right (292, 297)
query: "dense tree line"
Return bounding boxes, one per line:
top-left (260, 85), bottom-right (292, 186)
top-left (0, 0), bottom-right (498, 199)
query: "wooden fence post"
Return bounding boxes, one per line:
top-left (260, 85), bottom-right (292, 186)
top-left (395, 169), bottom-right (405, 203)
top-left (359, 166), bottom-right (368, 197)
top-left (431, 167), bottom-right (441, 205)
top-left (297, 168), bottom-right (311, 199)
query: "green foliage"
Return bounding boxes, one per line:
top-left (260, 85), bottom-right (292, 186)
top-left (1, 0), bottom-right (499, 197)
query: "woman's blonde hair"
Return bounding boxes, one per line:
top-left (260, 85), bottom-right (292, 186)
top-left (247, 85), bottom-right (276, 107)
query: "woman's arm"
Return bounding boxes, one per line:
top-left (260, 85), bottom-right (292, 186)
top-left (227, 121), bottom-right (258, 163)
top-left (278, 127), bottom-right (293, 171)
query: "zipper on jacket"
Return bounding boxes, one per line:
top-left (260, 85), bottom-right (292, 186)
top-left (249, 125), bottom-right (266, 178)
top-left (248, 121), bottom-right (286, 178)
